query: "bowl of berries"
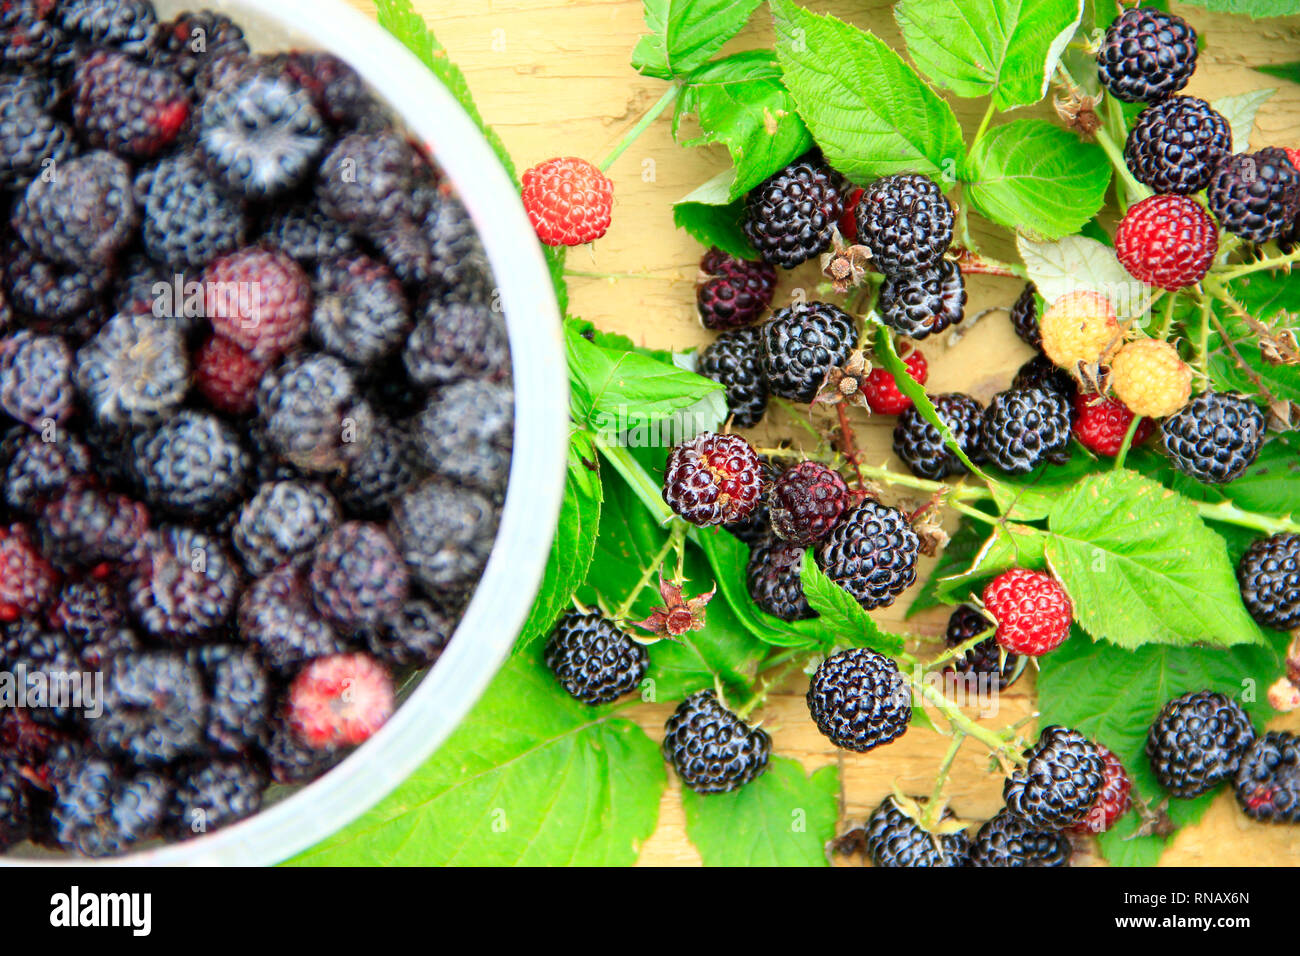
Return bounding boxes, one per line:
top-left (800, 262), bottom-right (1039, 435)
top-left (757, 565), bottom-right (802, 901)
top-left (0, 0), bottom-right (566, 863)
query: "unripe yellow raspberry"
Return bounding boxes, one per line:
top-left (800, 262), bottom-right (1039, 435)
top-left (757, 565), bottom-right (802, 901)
top-left (1040, 291), bottom-right (1122, 370)
top-left (1109, 339), bottom-right (1192, 418)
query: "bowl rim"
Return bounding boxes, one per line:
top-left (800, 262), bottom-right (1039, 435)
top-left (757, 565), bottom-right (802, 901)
top-left (4, 0), bottom-right (568, 866)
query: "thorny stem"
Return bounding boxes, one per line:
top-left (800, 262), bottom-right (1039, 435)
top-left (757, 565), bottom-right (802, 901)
top-left (925, 627), bottom-right (995, 671)
top-left (836, 403), bottom-right (868, 490)
top-left (909, 671), bottom-right (1027, 766)
top-left (923, 731), bottom-right (967, 828)
top-left (1112, 413), bottom-right (1143, 471)
top-left (1152, 289), bottom-right (1178, 340)
top-left (736, 659), bottom-right (803, 720)
top-left (594, 433), bottom-right (675, 526)
top-left (1195, 293), bottom-right (1213, 379)
top-left (614, 521), bottom-right (685, 620)
top-left (599, 83), bottom-right (681, 173)
top-left (1211, 244), bottom-right (1300, 281)
top-left (1207, 309), bottom-right (1278, 407)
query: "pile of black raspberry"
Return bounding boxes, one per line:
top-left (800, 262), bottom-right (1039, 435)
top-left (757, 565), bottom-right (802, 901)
top-left (0, 0), bottom-right (512, 859)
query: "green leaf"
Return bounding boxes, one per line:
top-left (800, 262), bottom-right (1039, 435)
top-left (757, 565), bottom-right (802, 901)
top-left (1256, 62), bottom-right (1300, 85)
top-left (800, 551), bottom-right (906, 655)
top-left (377, 0), bottom-right (516, 181)
top-left (565, 321), bottom-right (725, 432)
top-left (673, 171), bottom-right (759, 259)
top-left (770, 0), bottom-right (965, 183)
top-left (894, 0), bottom-right (1083, 110)
top-left (1044, 471), bottom-right (1265, 649)
top-left (963, 119), bottom-right (1111, 240)
top-left (1178, 0), bottom-right (1300, 17)
top-left (581, 472), bottom-right (766, 700)
top-left (693, 528), bottom-right (824, 648)
top-left (1037, 628), bottom-right (1288, 865)
top-left (1211, 89), bottom-right (1275, 152)
top-left (1017, 233), bottom-right (1154, 319)
top-left (932, 521), bottom-right (1047, 603)
top-left (988, 450), bottom-right (1102, 521)
top-left (290, 653), bottom-right (665, 865)
top-left (1129, 434), bottom-right (1300, 520)
top-left (1206, 273), bottom-right (1300, 406)
top-left (676, 51), bottom-right (813, 198)
top-left (682, 757), bottom-right (839, 865)
top-left (515, 431), bottom-right (604, 650)
top-left (908, 520), bottom-right (984, 614)
top-left (632, 0), bottom-right (765, 80)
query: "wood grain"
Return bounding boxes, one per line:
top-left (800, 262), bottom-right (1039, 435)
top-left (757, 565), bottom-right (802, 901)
top-left (348, 0), bottom-right (1300, 865)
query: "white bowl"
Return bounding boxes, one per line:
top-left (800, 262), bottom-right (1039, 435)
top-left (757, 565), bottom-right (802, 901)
top-left (5, 0), bottom-right (567, 865)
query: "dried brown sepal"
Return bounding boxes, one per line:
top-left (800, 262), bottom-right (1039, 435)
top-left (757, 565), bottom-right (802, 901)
top-left (631, 577), bottom-right (715, 638)
top-left (1054, 91), bottom-right (1102, 137)
top-left (814, 348), bottom-right (872, 409)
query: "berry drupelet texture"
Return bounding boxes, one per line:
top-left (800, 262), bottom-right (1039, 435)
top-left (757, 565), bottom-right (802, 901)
top-left (768, 461), bottom-right (848, 546)
top-left (662, 432), bottom-right (763, 527)
top-left (816, 500), bottom-right (919, 611)
top-left (1009, 283), bottom-right (1041, 351)
top-left (662, 690), bottom-right (771, 794)
top-left (1069, 745), bottom-right (1133, 835)
top-left (979, 387), bottom-right (1073, 475)
top-left (1161, 391), bottom-right (1266, 485)
top-left (1234, 731), bottom-right (1300, 824)
top-left (232, 480), bottom-right (340, 577)
top-left (1124, 96), bottom-right (1231, 195)
top-left (892, 392), bottom-right (984, 481)
top-left (877, 260), bottom-right (966, 340)
top-left (1004, 725), bottom-right (1105, 831)
top-left (1237, 533), bottom-right (1300, 632)
top-left (854, 174), bottom-right (953, 275)
top-left (760, 301), bottom-right (856, 404)
top-left (807, 648), bottom-right (911, 753)
top-left (863, 346), bottom-right (927, 416)
top-left (943, 604), bottom-right (1020, 692)
top-left (286, 652), bottom-right (395, 750)
top-left (544, 612), bottom-right (648, 705)
top-left (1116, 194), bottom-right (1217, 291)
top-left (865, 796), bottom-right (970, 867)
top-left (970, 808), bottom-right (1071, 867)
top-left (1097, 7), bottom-right (1197, 104)
top-left (696, 248), bottom-right (776, 331)
top-left (982, 568), bottom-right (1073, 657)
top-left (521, 156), bottom-right (614, 246)
top-left (1207, 149), bottom-right (1300, 243)
top-left (307, 521), bottom-right (409, 629)
top-left (1146, 690), bottom-right (1256, 799)
top-left (746, 539), bottom-right (815, 622)
top-left (743, 156), bottom-right (845, 269)
top-left (696, 326), bottom-right (768, 429)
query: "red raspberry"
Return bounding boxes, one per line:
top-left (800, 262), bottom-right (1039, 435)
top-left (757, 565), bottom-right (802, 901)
top-left (696, 247), bottom-right (776, 331)
top-left (194, 335), bottom-right (270, 416)
top-left (1073, 391), bottom-right (1155, 457)
top-left (0, 524), bottom-right (58, 621)
top-left (1116, 194), bottom-right (1217, 291)
top-left (863, 346), bottom-right (927, 415)
top-left (1070, 744), bottom-right (1133, 835)
top-left (521, 156), bottom-right (613, 246)
top-left (202, 246), bottom-right (311, 360)
top-left (838, 187), bottom-right (864, 241)
top-left (662, 432), bottom-right (763, 527)
top-left (769, 461), bottom-right (849, 545)
top-left (982, 568), bottom-right (1073, 657)
top-left (286, 652), bottom-right (395, 750)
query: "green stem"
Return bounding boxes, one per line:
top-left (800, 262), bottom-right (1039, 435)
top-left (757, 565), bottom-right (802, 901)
top-left (594, 433), bottom-right (675, 526)
top-left (769, 397), bottom-right (827, 444)
top-left (972, 99), bottom-right (997, 146)
top-left (599, 83), bottom-right (681, 173)
top-left (564, 269), bottom-right (679, 281)
top-left (1095, 119), bottom-right (1148, 207)
top-left (1113, 413), bottom-right (1143, 471)
top-left (949, 498), bottom-right (1001, 526)
top-left (1197, 500), bottom-right (1300, 536)
top-left (1211, 245), bottom-right (1300, 281)
top-left (923, 731), bottom-right (967, 827)
top-left (908, 671), bottom-right (1026, 765)
top-left (1152, 290), bottom-right (1178, 340)
top-left (613, 522), bottom-right (684, 619)
top-left (926, 627), bottom-right (995, 671)
top-left (1195, 294), bottom-right (1212, 379)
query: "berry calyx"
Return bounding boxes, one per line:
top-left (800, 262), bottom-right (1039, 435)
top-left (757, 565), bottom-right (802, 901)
top-left (982, 568), bottom-right (1073, 657)
top-left (521, 156), bottom-right (613, 246)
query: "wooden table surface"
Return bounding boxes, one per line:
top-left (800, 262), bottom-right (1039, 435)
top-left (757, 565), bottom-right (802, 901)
top-left (348, 0), bottom-right (1300, 865)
